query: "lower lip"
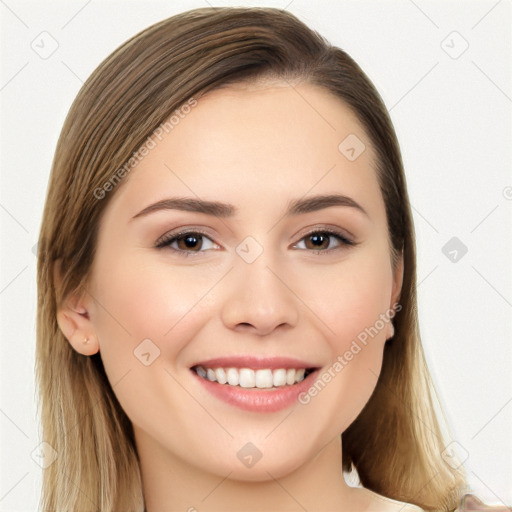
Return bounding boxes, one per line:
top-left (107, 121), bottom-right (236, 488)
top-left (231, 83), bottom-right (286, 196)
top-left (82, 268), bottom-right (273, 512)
top-left (191, 369), bottom-right (319, 413)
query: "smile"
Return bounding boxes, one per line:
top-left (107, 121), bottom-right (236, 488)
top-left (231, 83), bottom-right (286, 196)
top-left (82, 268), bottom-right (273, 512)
top-left (190, 356), bottom-right (321, 413)
top-left (193, 366), bottom-right (314, 389)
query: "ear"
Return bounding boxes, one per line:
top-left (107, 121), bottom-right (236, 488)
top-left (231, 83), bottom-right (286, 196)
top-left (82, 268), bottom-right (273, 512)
top-left (390, 252), bottom-right (404, 308)
top-left (54, 260), bottom-right (99, 356)
top-left (387, 252), bottom-right (404, 339)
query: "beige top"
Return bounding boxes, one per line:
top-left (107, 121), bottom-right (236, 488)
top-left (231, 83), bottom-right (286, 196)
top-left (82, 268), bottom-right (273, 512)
top-left (360, 488), bottom-right (512, 511)
top-left (456, 494), bottom-right (512, 511)
top-left (360, 487), bottom-right (423, 511)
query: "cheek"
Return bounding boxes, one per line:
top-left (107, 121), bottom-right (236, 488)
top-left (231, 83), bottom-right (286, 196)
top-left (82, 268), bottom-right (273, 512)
top-left (87, 254), bottom-right (224, 433)
top-left (88, 254), bottom-right (225, 376)
top-left (295, 249), bottom-right (394, 349)
top-left (292, 247), bottom-right (393, 425)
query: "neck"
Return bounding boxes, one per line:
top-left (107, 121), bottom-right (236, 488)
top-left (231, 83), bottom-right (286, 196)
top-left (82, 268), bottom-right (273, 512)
top-left (136, 429), bottom-right (366, 512)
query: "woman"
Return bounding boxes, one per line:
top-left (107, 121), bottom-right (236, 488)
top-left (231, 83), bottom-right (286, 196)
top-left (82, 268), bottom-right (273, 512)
top-left (36, 6), bottom-right (497, 511)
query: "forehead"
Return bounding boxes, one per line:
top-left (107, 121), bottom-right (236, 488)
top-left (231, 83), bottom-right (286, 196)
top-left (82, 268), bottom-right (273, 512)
top-left (104, 81), bottom-right (384, 222)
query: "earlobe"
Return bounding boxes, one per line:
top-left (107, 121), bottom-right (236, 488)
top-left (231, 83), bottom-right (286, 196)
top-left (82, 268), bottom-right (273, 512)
top-left (386, 321), bottom-right (395, 340)
top-left (54, 260), bottom-right (99, 356)
top-left (56, 306), bottom-right (100, 356)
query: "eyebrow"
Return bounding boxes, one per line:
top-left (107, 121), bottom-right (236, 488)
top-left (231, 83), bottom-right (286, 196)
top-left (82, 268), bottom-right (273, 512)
top-left (131, 194), bottom-right (369, 220)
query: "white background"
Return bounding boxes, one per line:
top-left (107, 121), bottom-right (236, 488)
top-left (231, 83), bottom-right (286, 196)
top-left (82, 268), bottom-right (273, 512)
top-left (1, 0), bottom-right (511, 510)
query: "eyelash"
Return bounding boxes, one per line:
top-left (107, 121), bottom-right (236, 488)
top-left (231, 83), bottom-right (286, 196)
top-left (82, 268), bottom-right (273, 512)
top-left (155, 228), bottom-right (357, 256)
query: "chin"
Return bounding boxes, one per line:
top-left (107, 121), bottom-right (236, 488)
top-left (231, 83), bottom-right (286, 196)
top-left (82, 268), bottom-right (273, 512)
top-left (218, 456), bottom-right (306, 483)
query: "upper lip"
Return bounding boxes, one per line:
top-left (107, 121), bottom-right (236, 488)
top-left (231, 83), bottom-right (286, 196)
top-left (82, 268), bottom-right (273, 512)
top-left (190, 356), bottom-right (320, 370)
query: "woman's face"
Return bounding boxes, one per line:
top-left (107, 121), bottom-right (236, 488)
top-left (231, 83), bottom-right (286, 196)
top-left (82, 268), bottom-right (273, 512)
top-left (77, 81), bottom-right (402, 480)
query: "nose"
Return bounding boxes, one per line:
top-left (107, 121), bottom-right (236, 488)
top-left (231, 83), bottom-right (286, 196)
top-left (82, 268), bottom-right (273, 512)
top-left (220, 256), bottom-right (300, 336)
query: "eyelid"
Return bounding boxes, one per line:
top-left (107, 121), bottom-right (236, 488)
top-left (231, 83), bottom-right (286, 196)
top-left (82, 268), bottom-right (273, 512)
top-left (154, 227), bottom-right (219, 250)
top-left (291, 230), bottom-right (356, 255)
top-left (292, 224), bottom-right (356, 245)
top-left (155, 224), bottom-right (358, 254)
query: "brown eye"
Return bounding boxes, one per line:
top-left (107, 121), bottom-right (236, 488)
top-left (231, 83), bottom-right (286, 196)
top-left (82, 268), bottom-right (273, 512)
top-left (176, 234), bottom-right (203, 251)
top-left (304, 233), bottom-right (331, 250)
top-left (156, 231), bottom-right (218, 253)
top-left (294, 230), bottom-right (355, 252)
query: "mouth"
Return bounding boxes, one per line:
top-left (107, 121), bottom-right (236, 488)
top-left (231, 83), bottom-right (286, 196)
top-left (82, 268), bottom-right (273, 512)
top-left (189, 356), bottom-right (321, 412)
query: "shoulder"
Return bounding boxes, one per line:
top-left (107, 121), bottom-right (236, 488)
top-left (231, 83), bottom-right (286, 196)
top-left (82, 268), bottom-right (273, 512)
top-left (360, 490), bottom-right (512, 512)
top-left (355, 487), bottom-right (512, 512)
top-left (457, 494), bottom-right (512, 511)
top-left (357, 487), bottom-right (424, 512)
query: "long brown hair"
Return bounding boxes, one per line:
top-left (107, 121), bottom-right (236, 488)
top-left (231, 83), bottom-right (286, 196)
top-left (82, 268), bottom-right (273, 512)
top-left (36, 7), bottom-right (467, 511)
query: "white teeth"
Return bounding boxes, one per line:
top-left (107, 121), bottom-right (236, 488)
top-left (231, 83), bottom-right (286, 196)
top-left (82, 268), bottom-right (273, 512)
top-left (226, 367), bottom-right (239, 386)
top-left (194, 366), bottom-right (311, 388)
top-left (273, 368), bottom-right (287, 387)
top-left (239, 368), bottom-right (255, 388)
top-left (215, 368), bottom-right (227, 384)
top-left (255, 369), bottom-right (273, 389)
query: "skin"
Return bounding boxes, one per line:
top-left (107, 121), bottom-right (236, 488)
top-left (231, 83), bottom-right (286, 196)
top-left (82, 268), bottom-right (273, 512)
top-left (57, 81), bottom-right (408, 511)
